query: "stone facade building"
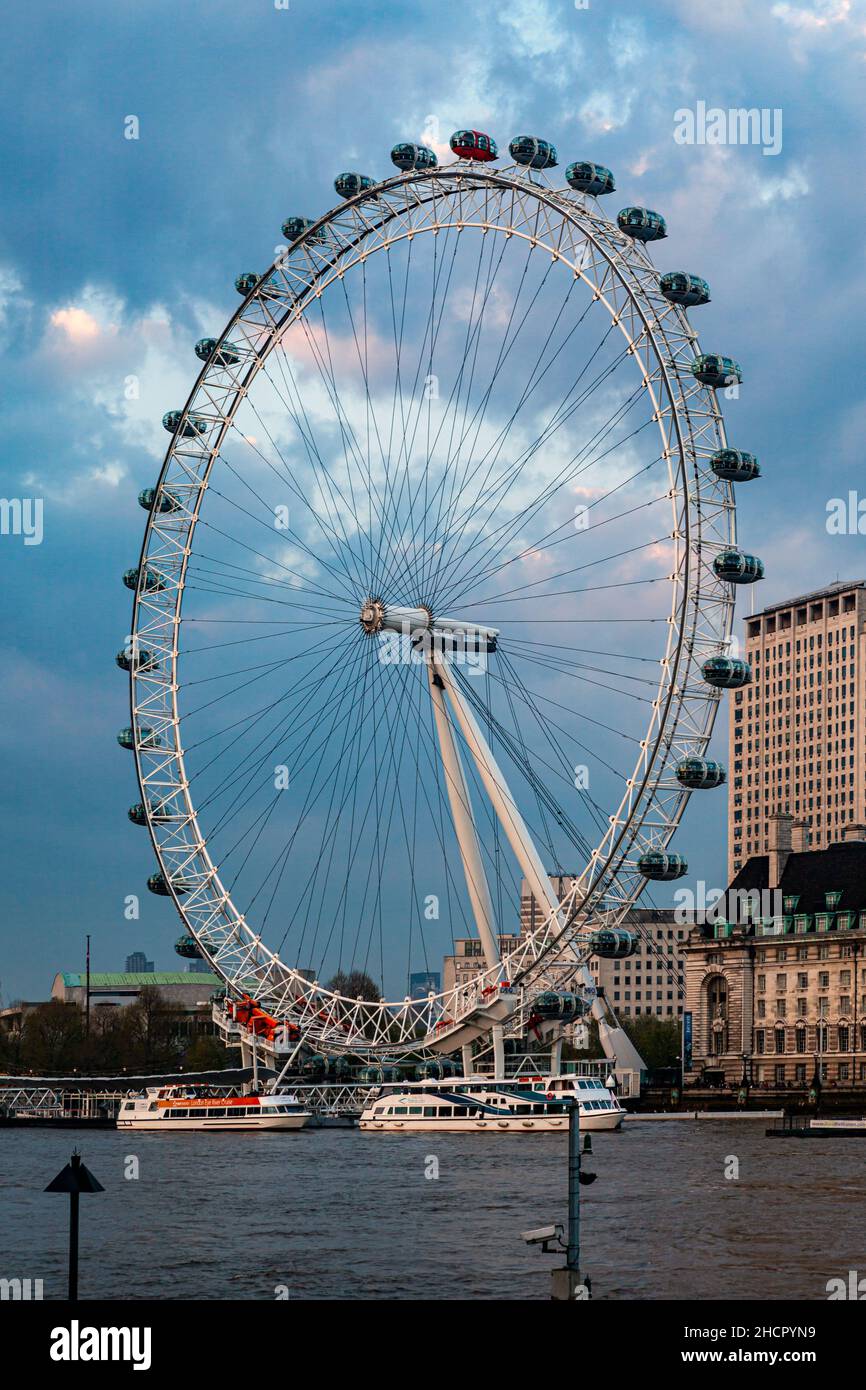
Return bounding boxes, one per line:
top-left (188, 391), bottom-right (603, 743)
top-left (684, 815), bottom-right (866, 1086)
top-left (729, 579), bottom-right (866, 882)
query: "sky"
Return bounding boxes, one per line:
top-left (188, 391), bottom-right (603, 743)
top-left (1, 0), bottom-right (865, 1004)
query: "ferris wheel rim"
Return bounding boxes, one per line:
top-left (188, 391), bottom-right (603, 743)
top-left (128, 159), bottom-right (736, 1050)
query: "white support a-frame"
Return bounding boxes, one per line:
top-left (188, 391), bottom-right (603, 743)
top-left (428, 662), bottom-right (506, 1079)
top-left (432, 653), bottom-right (646, 1076)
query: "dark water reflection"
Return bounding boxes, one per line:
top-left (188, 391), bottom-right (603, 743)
top-left (1, 1120), bottom-right (863, 1300)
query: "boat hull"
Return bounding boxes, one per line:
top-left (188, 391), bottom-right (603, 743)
top-left (117, 1114), bottom-right (310, 1131)
top-left (360, 1115), bottom-right (568, 1132)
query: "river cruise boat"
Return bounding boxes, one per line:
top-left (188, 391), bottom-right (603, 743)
top-left (359, 1073), bottom-right (624, 1133)
top-left (117, 1085), bottom-right (311, 1131)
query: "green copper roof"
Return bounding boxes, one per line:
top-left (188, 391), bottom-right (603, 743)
top-left (59, 972), bottom-right (221, 987)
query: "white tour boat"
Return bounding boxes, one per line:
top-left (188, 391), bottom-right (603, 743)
top-left (117, 1085), bottom-right (311, 1131)
top-left (359, 1072), bottom-right (624, 1133)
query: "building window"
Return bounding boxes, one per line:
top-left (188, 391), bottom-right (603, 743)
top-left (795, 1027), bottom-right (807, 1054)
top-left (839, 1026), bottom-right (850, 1052)
top-left (775, 1028), bottom-right (786, 1054)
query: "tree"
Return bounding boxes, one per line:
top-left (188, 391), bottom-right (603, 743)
top-left (20, 1003), bottom-right (85, 1072)
top-left (621, 1014), bottom-right (681, 1070)
top-left (327, 970), bottom-right (380, 1002)
top-left (124, 986), bottom-right (183, 1071)
top-left (183, 1036), bottom-right (230, 1072)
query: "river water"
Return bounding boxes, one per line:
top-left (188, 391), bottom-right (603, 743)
top-left (0, 1120), bottom-right (862, 1300)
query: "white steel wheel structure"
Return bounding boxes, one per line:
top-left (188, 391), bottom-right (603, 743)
top-left (124, 132), bottom-right (756, 1068)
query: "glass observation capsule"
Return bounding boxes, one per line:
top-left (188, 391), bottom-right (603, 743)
top-left (566, 161), bottom-right (615, 195)
top-left (280, 217), bottom-right (327, 244)
top-left (360, 1063), bottom-right (400, 1084)
top-left (701, 656), bottom-right (752, 689)
top-left (115, 646), bottom-right (158, 673)
top-left (713, 548), bottom-right (765, 584)
top-left (174, 933), bottom-right (204, 959)
top-left (509, 135), bottom-right (557, 169)
top-left (531, 990), bottom-right (584, 1020)
top-left (123, 565), bottom-right (165, 593)
top-left (117, 726), bottom-right (160, 751)
top-left (138, 487), bottom-right (180, 514)
top-left (147, 871), bottom-right (192, 897)
top-left (390, 142), bottom-right (438, 171)
top-left (710, 448), bottom-right (760, 483)
top-left (195, 338), bottom-right (241, 366)
top-left (420, 1058), bottom-right (459, 1079)
top-left (692, 354), bottom-right (742, 389)
top-left (162, 410), bottom-right (208, 438)
top-left (589, 928), bottom-right (638, 960)
top-left (659, 271), bottom-right (711, 307)
top-left (236, 271), bottom-right (284, 301)
top-left (449, 129), bottom-right (498, 161)
top-left (334, 172), bottom-right (375, 200)
top-left (676, 757), bottom-right (727, 790)
top-left (637, 852), bottom-right (689, 881)
top-left (127, 799), bottom-right (172, 826)
top-left (617, 207), bottom-right (667, 242)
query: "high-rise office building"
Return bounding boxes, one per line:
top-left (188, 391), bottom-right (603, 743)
top-left (125, 951), bottom-right (154, 974)
top-left (729, 580), bottom-right (866, 882)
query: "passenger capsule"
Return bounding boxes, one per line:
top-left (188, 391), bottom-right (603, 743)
top-left (531, 990), bottom-right (585, 1020)
top-left (449, 129), bottom-right (498, 162)
top-left (701, 655), bottom-right (752, 689)
top-left (334, 172), bottom-right (375, 200)
top-left (174, 933), bottom-right (204, 960)
top-left (115, 646), bottom-right (158, 673)
top-left (710, 448), bottom-right (760, 483)
top-left (659, 271), bottom-right (711, 307)
top-left (589, 928), bottom-right (638, 960)
top-left (390, 142), bottom-right (438, 171)
top-left (359, 1063), bottom-right (400, 1084)
top-left (509, 135), bottom-right (557, 169)
top-left (162, 410), bottom-right (208, 438)
top-left (235, 272), bottom-right (284, 301)
top-left (194, 338), bottom-right (241, 366)
top-left (676, 757), bottom-right (727, 790)
top-left (617, 207), bottom-right (667, 242)
top-left (691, 354), bottom-right (742, 389)
top-left (280, 217), bottom-right (326, 244)
top-left (117, 726), bottom-right (161, 751)
top-left (419, 1058), bottom-right (460, 1079)
top-left (122, 566), bottom-right (166, 593)
top-left (566, 161), bottom-right (615, 196)
top-left (637, 852), bottom-right (689, 881)
top-left (147, 871), bottom-right (192, 897)
top-left (138, 487), bottom-right (180, 514)
top-left (713, 548), bottom-right (765, 584)
top-left (127, 799), bottom-right (172, 826)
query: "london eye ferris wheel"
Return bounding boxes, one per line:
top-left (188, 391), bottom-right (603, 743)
top-left (117, 127), bottom-right (763, 1070)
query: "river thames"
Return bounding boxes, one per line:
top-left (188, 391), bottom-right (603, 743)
top-left (1, 1120), bottom-right (861, 1300)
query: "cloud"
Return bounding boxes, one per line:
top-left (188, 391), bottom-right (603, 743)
top-left (495, 0), bottom-right (569, 59)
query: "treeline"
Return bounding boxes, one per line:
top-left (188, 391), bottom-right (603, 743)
top-left (0, 986), bottom-right (232, 1075)
top-left (567, 1014), bottom-right (681, 1070)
